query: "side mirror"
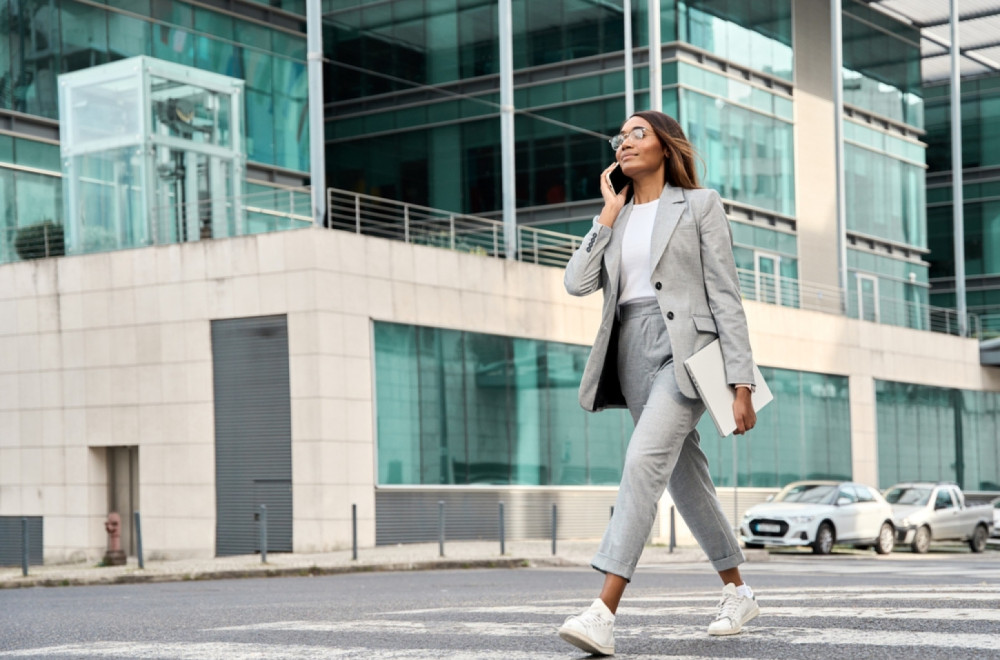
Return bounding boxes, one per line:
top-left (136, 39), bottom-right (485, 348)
top-left (836, 496), bottom-right (851, 506)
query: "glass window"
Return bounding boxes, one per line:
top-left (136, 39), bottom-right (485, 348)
top-left (842, 4), bottom-right (923, 127)
top-left (700, 367), bottom-right (852, 487)
top-left (678, 0), bottom-right (793, 81)
top-left (877, 381), bottom-right (1000, 490)
top-left (373, 321), bottom-right (633, 486)
top-left (680, 89), bottom-right (795, 217)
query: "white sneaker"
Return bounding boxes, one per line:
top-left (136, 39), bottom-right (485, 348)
top-left (707, 583), bottom-right (759, 636)
top-left (558, 598), bottom-right (615, 656)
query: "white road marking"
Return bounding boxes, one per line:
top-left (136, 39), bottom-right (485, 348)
top-left (3, 585), bottom-right (998, 659)
top-left (0, 643), bottom-right (572, 659)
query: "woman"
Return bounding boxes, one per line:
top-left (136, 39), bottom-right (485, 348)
top-left (558, 111), bottom-right (759, 656)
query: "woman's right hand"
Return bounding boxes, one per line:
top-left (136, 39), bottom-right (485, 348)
top-left (597, 162), bottom-right (628, 227)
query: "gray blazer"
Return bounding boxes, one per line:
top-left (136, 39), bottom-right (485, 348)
top-left (565, 184), bottom-right (755, 412)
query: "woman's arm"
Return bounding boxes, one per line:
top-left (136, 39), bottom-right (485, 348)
top-left (696, 190), bottom-right (757, 434)
top-left (564, 163), bottom-right (629, 297)
top-left (564, 221), bottom-right (611, 296)
top-left (697, 189), bottom-right (755, 386)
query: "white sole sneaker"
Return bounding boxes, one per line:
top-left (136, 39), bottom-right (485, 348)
top-left (708, 596), bottom-right (760, 636)
top-left (558, 626), bottom-right (615, 656)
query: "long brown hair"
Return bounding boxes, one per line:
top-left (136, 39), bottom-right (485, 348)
top-left (630, 110), bottom-right (702, 189)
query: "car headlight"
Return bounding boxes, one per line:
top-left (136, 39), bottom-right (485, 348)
top-left (787, 515), bottom-right (816, 524)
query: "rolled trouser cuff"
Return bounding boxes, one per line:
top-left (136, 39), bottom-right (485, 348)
top-left (591, 552), bottom-right (635, 582)
top-left (709, 548), bottom-right (745, 572)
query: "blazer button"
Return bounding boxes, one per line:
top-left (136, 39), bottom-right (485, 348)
top-left (666, 311), bottom-right (674, 320)
top-left (654, 282), bottom-right (662, 290)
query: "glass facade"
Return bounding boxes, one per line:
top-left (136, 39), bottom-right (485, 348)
top-left (924, 74), bottom-right (1000, 336)
top-left (844, 126), bottom-right (926, 248)
top-left (1, 1), bottom-right (308, 172)
top-left (877, 381), bottom-right (1000, 491)
top-left (700, 367), bottom-right (852, 487)
top-left (325, 1), bottom-right (794, 219)
top-left (677, 0), bottom-right (793, 81)
top-left (374, 322), bottom-right (851, 489)
top-left (841, 3), bottom-right (923, 127)
top-left (0, 0), bottom-right (309, 264)
top-left (846, 250), bottom-right (929, 329)
top-left (373, 321), bottom-right (633, 486)
top-left (0, 136), bottom-right (62, 263)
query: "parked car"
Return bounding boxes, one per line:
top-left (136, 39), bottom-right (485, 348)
top-left (740, 481), bottom-right (895, 555)
top-left (883, 482), bottom-right (993, 553)
top-left (993, 497), bottom-right (1000, 539)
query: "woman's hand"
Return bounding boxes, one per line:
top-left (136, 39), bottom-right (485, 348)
top-left (732, 387), bottom-right (756, 435)
top-left (597, 162), bottom-right (629, 227)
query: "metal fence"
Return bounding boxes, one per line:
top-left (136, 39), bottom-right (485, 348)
top-left (326, 188), bottom-right (579, 268)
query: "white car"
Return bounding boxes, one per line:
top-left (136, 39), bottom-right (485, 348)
top-left (741, 480), bottom-right (896, 555)
top-left (992, 497), bottom-right (1000, 539)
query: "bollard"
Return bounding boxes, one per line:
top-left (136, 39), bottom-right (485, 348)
top-left (438, 501), bottom-right (445, 557)
top-left (134, 511), bottom-right (145, 569)
top-left (21, 517), bottom-right (28, 577)
top-left (669, 506), bottom-right (676, 553)
top-left (551, 504), bottom-right (558, 556)
top-left (259, 504), bottom-right (268, 564)
top-left (499, 502), bottom-right (505, 556)
top-left (352, 503), bottom-right (358, 561)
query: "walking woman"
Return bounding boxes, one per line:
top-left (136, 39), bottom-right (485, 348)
top-left (559, 110), bottom-right (759, 656)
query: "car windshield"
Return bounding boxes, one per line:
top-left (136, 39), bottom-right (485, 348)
top-left (884, 487), bottom-right (931, 506)
top-left (774, 484), bottom-right (838, 504)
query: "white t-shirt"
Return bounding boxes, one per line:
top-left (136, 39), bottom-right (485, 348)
top-left (618, 199), bottom-right (659, 304)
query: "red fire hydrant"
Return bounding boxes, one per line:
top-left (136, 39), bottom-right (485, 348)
top-left (103, 512), bottom-right (127, 566)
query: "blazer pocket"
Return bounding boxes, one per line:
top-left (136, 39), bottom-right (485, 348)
top-left (692, 314), bottom-right (717, 334)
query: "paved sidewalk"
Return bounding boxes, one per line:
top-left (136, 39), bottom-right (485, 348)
top-left (0, 540), bottom-right (755, 589)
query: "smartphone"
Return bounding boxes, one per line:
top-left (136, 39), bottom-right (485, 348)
top-left (609, 164), bottom-right (631, 195)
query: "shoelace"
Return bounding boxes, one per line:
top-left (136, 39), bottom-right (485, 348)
top-left (715, 593), bottom-right (742, 623)
top-left (568, 607), bottom-right (613, 629)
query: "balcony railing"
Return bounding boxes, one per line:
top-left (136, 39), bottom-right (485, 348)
top-left (326, 188), bottom-right (579, 268)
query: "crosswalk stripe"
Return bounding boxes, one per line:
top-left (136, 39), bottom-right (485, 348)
top-left (0, 643), bottom-right (572, 659)
top-left (3, 585), bottom-right (997, 658)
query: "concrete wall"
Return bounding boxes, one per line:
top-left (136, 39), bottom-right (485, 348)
top-left (0, 226), bottom-right (994, 562)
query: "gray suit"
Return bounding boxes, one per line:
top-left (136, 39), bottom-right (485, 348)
top-left (565, 183), bottom-right (755, 411)
top-left (564, 183), bottom-right (754, 579)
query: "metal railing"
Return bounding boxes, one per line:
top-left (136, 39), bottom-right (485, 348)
top-left (736, 268), bottom-right (981, 337)
top-left (326, 188), bottom-right (579, 268)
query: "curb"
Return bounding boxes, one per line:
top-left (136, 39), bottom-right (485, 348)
top-left (0, 556), bottom-right (586, 590)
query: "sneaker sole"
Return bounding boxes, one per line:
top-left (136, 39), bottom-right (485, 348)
top-left (558, 627), bottom-right (614, 656)
top-left (707, 604), bottom-right (760, 636)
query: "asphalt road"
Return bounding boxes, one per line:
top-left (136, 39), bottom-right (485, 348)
top-left (1, 550), bottom-right (998, 659)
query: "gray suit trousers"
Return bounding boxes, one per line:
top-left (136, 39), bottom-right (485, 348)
top-left (592, 299), bottom-right (745, 580)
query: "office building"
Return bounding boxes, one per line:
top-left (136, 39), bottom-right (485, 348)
top-left (0, 0), bottom-right (997, 563)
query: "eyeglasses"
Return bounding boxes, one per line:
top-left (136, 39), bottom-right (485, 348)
top-left (609, 126), bottom-right (649, 150)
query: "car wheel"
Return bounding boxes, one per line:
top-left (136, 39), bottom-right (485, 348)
top-left (744, 542), bottom-right (764, 550)
top-left (969, 525), bottom-right (988, 553)
top-left (875, 522), bottom-right (894, 555)
top-left (910, 525), bottom-right (931, 554)
top-left (812, 522), bottom-right (834, 555)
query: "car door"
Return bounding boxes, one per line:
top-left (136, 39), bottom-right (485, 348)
top-left (851, 485), bottom-right (884, 540)
top-left (933, 488), bottom-right (960, 538)
top-left (833, 486), bottom-right (860, 540)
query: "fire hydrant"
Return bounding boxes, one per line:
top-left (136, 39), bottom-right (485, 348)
top-left (103, 512), bottom-right (127, 566)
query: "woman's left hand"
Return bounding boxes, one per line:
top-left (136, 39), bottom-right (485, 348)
top-left (732, 388), bottom-right (756, 435)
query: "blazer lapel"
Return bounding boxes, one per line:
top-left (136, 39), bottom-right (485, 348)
top-left (649, 184), bottom-right (686, 266)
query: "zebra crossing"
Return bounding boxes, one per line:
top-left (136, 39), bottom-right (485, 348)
top-left (2, 584), bottom-right (997, 659)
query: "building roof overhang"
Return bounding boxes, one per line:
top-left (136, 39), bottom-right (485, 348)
top-left (859, 0), bottom-right (1000, 83)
